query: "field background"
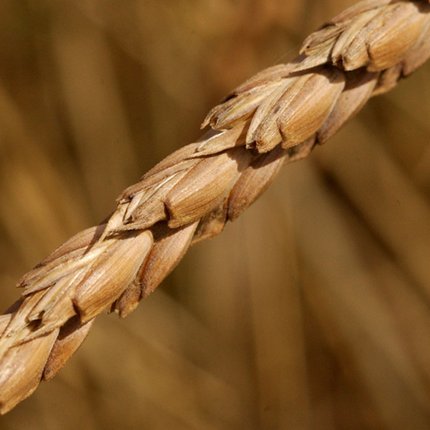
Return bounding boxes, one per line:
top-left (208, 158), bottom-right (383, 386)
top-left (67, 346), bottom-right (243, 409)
top-left (1, 0), bottom-right (430, 429)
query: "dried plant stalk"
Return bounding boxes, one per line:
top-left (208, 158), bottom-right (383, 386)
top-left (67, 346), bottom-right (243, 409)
top-left (1, 0), bottom-right (430, 414)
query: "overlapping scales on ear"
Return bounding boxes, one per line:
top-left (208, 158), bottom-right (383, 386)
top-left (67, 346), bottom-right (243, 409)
top-left (202, 65), bottom-right (294, 130)
top-left (298, 0), bottom-right (430, 72)
top-left (203, 67), bottom-right (345, 154)
top-left (247, 68), bottom-right (345, 152)
top-left (317, 69), bottom-right (378, 143)
top-left (114, 222), bottom-right (198, 318)
top-left (165, 148), bottom-right (253, 227)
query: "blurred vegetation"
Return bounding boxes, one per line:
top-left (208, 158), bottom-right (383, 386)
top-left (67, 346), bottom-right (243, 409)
top-left (1, 0), bottom-right (430, 429)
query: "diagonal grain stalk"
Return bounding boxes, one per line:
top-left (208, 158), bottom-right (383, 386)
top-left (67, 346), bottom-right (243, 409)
top-left (1, 0), bottom-right (430, 414)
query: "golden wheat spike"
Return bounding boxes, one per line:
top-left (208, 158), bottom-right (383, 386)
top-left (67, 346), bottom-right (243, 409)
top-left (0, 0), bottom-right (429, 414)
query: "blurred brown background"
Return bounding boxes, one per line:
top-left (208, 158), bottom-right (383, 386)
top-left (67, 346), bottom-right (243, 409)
top-left (1, 0), bottom-right (430, 429)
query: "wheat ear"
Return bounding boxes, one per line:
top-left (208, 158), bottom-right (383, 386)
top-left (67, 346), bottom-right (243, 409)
top-left (0, 0), bottom-right (429, 414)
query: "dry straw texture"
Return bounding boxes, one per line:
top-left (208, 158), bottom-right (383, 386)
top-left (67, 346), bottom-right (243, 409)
top-left (1, 0), bottom-right (430, 423)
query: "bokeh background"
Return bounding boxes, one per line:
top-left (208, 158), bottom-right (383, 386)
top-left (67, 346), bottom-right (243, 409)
top-left (0, 0), bottom-right (430, 429)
